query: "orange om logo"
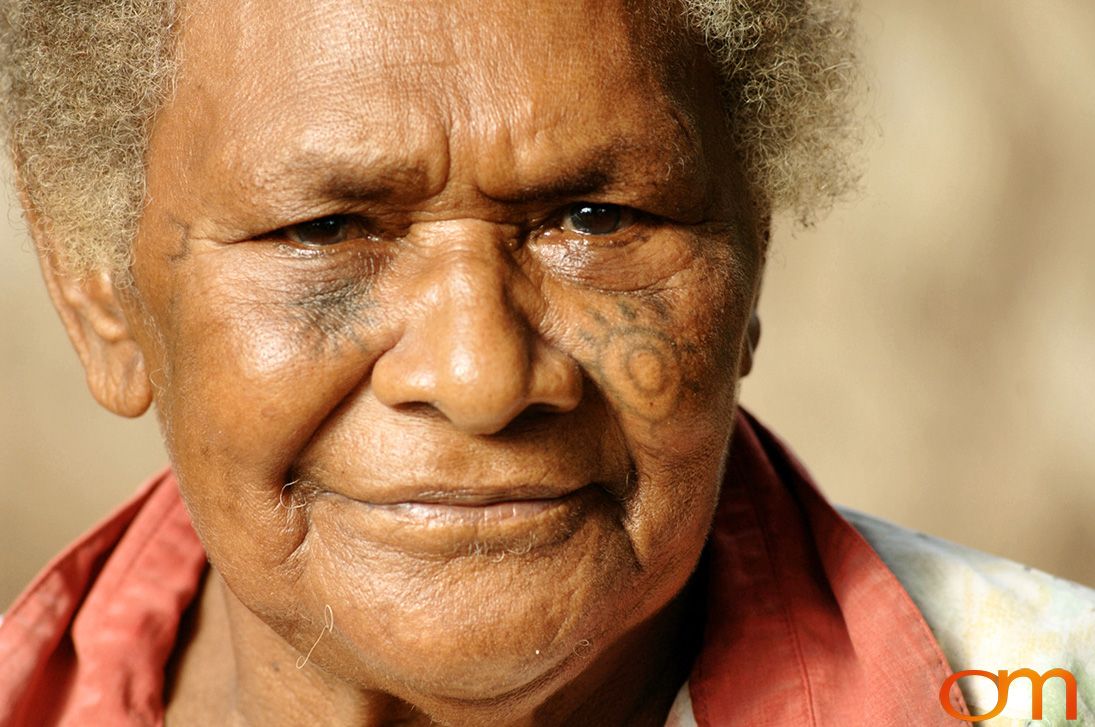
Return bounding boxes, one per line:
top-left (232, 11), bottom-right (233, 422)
top-left (940, 668), bottom-right (1078, 722)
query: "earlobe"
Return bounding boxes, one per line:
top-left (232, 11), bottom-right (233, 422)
top-left (34, 239), bottom-right (153, 419)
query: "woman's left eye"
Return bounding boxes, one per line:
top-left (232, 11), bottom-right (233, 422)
top-left (281, 215), bottom-right (369, 247)
top-left (560, 203), bottom-right (636, 236)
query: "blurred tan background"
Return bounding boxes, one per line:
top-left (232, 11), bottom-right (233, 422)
top-left (3, 0), bottom-right (1094, 610)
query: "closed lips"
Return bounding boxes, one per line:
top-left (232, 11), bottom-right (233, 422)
top-left (312, 485), bottom-right (610, 558)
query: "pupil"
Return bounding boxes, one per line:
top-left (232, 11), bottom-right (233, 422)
top-left (571, 204), bottom-right (621, 235)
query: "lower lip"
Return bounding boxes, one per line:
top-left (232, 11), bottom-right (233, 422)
top-left (311, 486), bottom-right (604, 559)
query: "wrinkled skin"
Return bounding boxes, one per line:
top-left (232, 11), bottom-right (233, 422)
top-left (36, 0), bottom-right (766, 724)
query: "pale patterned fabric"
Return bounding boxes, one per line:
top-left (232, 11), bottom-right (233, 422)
top-left (842, 509), bottom-right (1095, 726)
top-left (665, 511), bottom-right (1095, 726)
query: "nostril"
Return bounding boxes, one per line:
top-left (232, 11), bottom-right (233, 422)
top-left (387, 401), bottom-right (447, 421)
top-left (525, 402), bottom-right (566, 416)
top-left (502, 401), bottom-right (585, 434)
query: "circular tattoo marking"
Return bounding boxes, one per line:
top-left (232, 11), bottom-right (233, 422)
top-left (601, 329), bottom-right (681, 423)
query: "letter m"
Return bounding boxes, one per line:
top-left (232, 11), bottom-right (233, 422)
top-left (1003, 668), bottom-right (1078, 721)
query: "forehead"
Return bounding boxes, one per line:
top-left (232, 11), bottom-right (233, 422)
top-left (163, 0), bottom-right (715, 214)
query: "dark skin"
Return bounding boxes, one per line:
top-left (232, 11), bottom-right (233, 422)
top-left (31, 0), bottom-right (766, 724)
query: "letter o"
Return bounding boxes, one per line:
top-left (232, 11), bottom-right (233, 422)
top-left (939, 670), bottom-right (1007, 722)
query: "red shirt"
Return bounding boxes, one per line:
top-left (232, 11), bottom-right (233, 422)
top-left (0, 412), bottom-right (970, 725)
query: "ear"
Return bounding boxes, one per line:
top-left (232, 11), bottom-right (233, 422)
top-left (39, 255), bottom-right (153, 418)
top-left (737, 215), bottom-right (768, 379)
top-left (26, 216), bottom-right (153, 418)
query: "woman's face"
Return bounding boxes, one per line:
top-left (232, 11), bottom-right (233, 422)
top-left (123, 0), bottom-right (764, 715)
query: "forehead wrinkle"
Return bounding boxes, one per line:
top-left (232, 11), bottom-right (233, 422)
top-left (324, 0), bottom-right (463, 72)
top-left (239, 149), bottom-right (445, 212)
top-left (172, 1), bottom-right (458, 209)
top-left (187, 107), bottom-right (452, 227)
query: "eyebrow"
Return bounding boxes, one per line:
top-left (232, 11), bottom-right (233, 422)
top-left (483, 136), bottom-right (700, 209)
top-left (239, 132), bottom-right (697, 218)
top-left (478, 138), bottom-right (642, 206)
top-left (286, 158), bottom-right (441, 206)
top-left (481, 167), bottom-right (613, 207)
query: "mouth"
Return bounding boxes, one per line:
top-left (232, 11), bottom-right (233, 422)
top-left (309, 483), bottom-right (609, 559)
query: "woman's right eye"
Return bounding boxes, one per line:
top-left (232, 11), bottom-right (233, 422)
top-left (561, 203), bottom-right (636, 236)
top-left (280, 215), bottom-right (370, 247)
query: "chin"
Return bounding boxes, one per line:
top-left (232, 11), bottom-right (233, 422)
top-left (279, 522), bottom-right (672, 701)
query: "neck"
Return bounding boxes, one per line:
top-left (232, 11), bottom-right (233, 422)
top-left (165, 568), bottom-right (704, 726)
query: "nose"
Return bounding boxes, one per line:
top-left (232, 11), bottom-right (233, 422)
top-left (370, 223), bottom-right (583, 435)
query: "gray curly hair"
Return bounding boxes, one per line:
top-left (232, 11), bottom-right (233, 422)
top-left (0, 0), bottom-right (859, 275)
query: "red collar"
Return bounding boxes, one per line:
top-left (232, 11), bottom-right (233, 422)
top-left (0, 467), bottom-right (204, 724)
top-left (689, 411), bottom-right (968, 724)
top-left (0, 411), bottom-right (967, 724)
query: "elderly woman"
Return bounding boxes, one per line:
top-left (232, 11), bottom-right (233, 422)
top-left (0, 0), bottom-right (1091, 725)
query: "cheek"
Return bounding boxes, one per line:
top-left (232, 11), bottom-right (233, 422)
top-left (159, 259), bottom-right (379, 452)
top-left (146, 259), bottom-right (388, 576)
top-left (561, 251), bottom-right (756, 562)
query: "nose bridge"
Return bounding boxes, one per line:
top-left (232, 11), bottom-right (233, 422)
top-left (415, 217), bottom-right (525, 324)
top-left (425, 228), bottom-right (529, 380)
top-left (370, 220), bottom-right (580, 435)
